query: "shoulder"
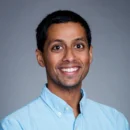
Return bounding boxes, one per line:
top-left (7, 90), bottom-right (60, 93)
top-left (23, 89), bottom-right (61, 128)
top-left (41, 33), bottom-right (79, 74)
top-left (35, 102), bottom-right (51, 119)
top-left (0, 97), bottom-right (45, 130)
top-left (85, 99), bottom-right (129, 130)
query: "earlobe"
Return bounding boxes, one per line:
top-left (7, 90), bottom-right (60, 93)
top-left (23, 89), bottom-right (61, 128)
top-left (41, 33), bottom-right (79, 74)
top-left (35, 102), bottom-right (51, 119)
top-left (35, 49), bottom-right (45, 67)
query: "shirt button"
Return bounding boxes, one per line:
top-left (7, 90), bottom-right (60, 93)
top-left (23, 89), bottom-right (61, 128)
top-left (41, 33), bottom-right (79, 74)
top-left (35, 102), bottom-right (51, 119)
top-left (57, 112), bottom-right (62, 117)
top-left (66, 107), bottom-right (69, 110)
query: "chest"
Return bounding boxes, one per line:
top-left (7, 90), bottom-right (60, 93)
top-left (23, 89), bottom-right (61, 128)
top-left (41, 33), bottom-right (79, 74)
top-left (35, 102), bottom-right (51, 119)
top-left (29, 113), bottom-right (116, 130)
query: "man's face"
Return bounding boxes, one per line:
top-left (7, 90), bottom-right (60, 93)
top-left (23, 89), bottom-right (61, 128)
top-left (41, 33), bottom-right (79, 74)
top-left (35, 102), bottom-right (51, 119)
top-left (38, 22), bottom-right (92, 89)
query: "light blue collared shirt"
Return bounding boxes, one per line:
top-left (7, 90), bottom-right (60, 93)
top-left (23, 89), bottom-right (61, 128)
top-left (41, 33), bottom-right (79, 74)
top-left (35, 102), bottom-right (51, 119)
top-left (0, 85), bottom-right (129, 130)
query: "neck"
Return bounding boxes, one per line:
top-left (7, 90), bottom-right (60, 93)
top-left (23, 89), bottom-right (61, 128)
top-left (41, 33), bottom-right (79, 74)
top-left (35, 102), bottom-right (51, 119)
top-left (47, 83), bottom-right (82, 117)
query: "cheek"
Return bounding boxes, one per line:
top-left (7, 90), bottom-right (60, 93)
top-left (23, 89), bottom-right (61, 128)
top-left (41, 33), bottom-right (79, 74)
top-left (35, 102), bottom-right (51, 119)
top-left (45, 53), bottom-right (61, 68)
top-left (78, 53), bottom-right (90, 64)
top-left (85, 57), bottom-right (91, 64)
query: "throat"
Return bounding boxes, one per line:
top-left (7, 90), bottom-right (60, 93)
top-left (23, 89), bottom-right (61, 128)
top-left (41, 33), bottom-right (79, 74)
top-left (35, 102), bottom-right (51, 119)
top-left (47, 83), bottom-right (82, 117)
top-left (73, 104), bottom-right (81, 117)
top-left (64, 91), bottom-right (81, 118)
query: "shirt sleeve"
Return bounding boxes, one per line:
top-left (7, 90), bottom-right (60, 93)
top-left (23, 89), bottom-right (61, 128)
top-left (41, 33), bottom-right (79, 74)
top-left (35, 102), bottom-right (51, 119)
top-left (0, 118), bottom-right (23, 130)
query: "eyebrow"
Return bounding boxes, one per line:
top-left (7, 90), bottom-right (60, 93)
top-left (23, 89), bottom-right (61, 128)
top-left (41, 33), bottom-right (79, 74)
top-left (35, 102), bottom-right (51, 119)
top-left (47, 39), bottom-right (64, 46)
top-left (73, 37), bottom-right (87, 42)
top-left (46, 37), bottom-right (87, 47)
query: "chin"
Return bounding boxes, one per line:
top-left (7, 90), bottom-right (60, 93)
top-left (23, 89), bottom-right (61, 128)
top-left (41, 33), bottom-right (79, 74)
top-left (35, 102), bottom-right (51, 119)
top-left (58, 81), bottom-right (81, 90)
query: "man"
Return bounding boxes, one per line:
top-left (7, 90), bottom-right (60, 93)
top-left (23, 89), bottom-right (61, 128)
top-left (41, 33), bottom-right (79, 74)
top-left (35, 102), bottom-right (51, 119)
top-left (0, 10), bottom-right (129, 130)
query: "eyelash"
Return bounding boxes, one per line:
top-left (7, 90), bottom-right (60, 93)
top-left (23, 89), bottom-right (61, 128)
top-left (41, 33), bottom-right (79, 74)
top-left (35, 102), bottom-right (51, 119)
top-left (74, 43), bottom-right (84, 49)
top-left (52, 45), bottom-right (63, 51)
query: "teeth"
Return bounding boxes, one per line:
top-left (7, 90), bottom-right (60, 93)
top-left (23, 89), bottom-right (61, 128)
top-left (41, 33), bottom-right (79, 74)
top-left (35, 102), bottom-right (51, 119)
top-left (61, 67), bottom-right (78, 72)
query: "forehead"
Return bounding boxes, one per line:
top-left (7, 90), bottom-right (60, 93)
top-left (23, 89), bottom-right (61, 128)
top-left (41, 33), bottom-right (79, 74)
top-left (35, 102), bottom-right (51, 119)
top-left (46, 22), bottom-right (86, 41)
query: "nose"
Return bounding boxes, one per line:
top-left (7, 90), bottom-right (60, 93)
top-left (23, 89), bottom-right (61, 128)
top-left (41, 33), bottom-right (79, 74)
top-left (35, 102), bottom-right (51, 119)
top-left (62, 48), bottom-right (76, 62)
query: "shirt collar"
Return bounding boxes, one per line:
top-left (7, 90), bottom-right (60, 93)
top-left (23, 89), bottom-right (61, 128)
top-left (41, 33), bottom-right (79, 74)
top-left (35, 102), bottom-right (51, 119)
top-left (40, 84), bottom-right (87, 117)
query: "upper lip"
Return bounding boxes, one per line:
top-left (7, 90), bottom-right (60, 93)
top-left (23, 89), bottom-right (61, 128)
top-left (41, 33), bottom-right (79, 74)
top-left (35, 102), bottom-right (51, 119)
top-left (56, 61), bottom-right (82, 70)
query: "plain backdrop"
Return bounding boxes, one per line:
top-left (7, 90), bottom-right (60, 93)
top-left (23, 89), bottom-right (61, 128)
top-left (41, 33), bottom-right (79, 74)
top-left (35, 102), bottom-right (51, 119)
top-left (0, 0), bottom-right (130, 123)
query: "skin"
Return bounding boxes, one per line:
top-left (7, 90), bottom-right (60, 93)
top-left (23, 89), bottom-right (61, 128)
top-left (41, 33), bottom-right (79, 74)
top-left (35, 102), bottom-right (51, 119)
top-left (36, 22), bottom-right (93, 117)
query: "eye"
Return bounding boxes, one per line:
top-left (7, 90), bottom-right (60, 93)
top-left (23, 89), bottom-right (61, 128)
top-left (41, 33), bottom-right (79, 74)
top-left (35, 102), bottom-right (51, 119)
top-left (74, 43), bottom-right (84, 49)
top-left (52, 45), bottom-right (63, 51)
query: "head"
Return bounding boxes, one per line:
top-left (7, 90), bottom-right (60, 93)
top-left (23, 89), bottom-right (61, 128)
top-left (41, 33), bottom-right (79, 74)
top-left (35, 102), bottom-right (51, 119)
top-left (36, 10), bottom-right (93, 90)
top-left (36, 10), bottom-right (92, 52)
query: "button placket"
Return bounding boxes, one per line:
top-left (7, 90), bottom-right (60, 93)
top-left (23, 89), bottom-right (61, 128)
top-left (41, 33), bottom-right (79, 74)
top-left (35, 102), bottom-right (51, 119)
top-left (74, 114), bottom-right (82, 130)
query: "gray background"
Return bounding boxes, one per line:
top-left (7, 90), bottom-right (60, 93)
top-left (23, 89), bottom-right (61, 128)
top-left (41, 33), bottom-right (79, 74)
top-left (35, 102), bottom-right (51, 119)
top-left (0, 0), bottom-right (130, 123)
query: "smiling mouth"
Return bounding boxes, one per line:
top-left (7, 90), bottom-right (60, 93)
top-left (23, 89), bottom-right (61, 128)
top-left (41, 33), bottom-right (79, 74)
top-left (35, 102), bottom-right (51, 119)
top-left (60, 67), bottom-right (79, 73)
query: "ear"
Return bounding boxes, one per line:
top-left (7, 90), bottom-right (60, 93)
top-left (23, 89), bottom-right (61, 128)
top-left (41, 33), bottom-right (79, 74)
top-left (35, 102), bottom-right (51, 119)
top-left (89, 45), bottom-right (93, 64)
top-left (35, 49), bottom-right (45, 67)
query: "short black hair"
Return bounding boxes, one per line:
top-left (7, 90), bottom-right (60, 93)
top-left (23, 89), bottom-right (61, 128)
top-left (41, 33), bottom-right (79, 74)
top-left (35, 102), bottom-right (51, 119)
top-left (36, 10), bottom-right (92, 52)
